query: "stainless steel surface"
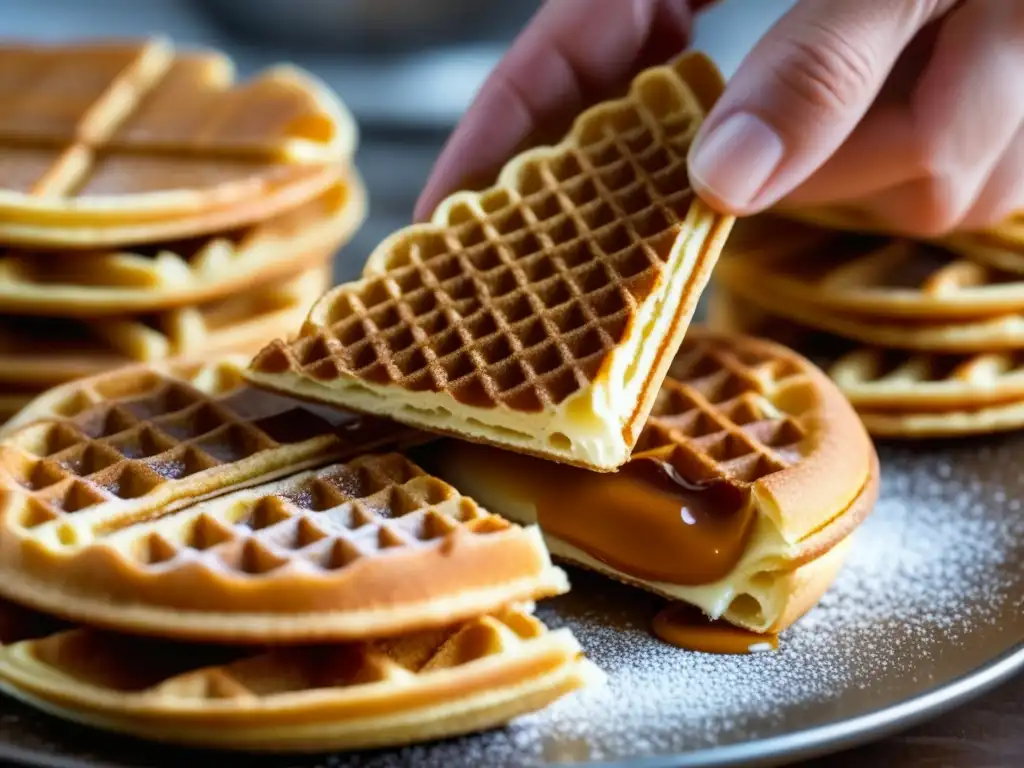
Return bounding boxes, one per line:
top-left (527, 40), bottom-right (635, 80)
top-left (0, 376), bottom-right (1020, 768)
top-left (196, 0), bottom-right (536, 51)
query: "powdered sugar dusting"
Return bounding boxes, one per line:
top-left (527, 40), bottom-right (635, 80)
top-left (314, 439), bottom-right (1022, 768)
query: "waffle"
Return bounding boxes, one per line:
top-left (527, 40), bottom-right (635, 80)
top-left (432, 327), bottom-right (879, 634)
top-left (246, 52), bottom-right (736, 472)
top-left (0, 599), bottom-right (598, 752)
top-left (0, 356), bottom-right (582, 642)
top-left (0, 267), bottom-right (331, 388)
top-left (716, 261), bottom-right (1024, 352)
top-left (718, 216), bottom-right (1024, 319)
top-left (706, 286), bottom-right (1024, 438)
top-left (0, 171), bottom-right (365, 317)
top-left (0, 37), bottom-right (355, 248)
top-left (941, 230), bottom-right (1024, 276)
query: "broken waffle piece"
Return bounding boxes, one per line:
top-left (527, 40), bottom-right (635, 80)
top-left (247, 52), bottom-right (736, 472)
top-left (0, 598), bottom-right (599, 752)
top-left (431, 327), bottom-right (879, 635)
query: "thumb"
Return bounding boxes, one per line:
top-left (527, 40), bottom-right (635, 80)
top-left (687, 0), bottom-right (956, 215)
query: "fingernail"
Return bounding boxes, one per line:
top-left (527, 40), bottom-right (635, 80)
top-left (689, 112), bottom-right (784, 210)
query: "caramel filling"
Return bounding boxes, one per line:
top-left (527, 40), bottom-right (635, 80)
top-left (440, 446), bottom-right (756, 586)
top-left (652, 603), bottom-right (778, 654)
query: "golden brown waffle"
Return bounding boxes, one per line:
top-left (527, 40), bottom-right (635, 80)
top-left (0, 445), bottom-right (567, 642)
top-left (0, 171), bottom-right (365, 317)
top-left (718, 216), bottom-right (1024, 319)
top-left (0, 267), bottom-right (331, 388)
top-left (247, 52), bottom-right (735, 472)
top-left (0, 599), bottom-right (598, 752)
top-left (433, 327), bottom-right (879, 634)
top-left (707, 286), bottom-right (1024, 438)
top-left (716, 263), bottom-right (1024, 353)
top-left (941, 230), bottom-right (1024, 276)
top-left (0, 37), bottom-right (355, 248)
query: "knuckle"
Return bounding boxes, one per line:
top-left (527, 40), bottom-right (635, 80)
top-left (910, 180), bottom-right (971, 237)
top-left (771, 24), bottom-right (878, 115)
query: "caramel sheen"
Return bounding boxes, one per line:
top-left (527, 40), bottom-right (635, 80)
top-left (472, 449), bottom-right (756, 586)
top-left (652, 603), bottom-right (779, 654)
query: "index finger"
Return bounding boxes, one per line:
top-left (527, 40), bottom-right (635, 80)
top-left (414, 0), bottom-right (698, 221)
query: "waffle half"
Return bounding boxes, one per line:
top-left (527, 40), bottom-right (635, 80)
top-left (0, 358), bottom-right (571, 641)
top-left (0, 171), bottom-right (365, 317)
top-left (0, 37), bottom-right (354, 247)
top-left (0, 599), bottom-right (598, 752)
top-left (0, 267), bottom-right (331, 388)
top-left (431, 327), bottom-right (879, 634)
top-left (247, 52), bottom-right (735, 472)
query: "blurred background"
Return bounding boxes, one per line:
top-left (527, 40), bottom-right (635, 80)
top-left (0, 0), bottom-right (796, 280)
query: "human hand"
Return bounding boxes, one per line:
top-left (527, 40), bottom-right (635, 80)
top-left (416, 0), bottom-right (1024, 239)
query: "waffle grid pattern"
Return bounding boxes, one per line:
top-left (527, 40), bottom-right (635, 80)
top-left (632, 337), bottom-right (812, 485)
top-left (115, 453), bottom-right (510, 576)
top-left (0, 38), bottom-right (343, 204)
top-left (0, 368), bottom-right (344, 541)
top-left (253, 61), bottom-right (706, 413)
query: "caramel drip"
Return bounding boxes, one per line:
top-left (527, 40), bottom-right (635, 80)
top-left (652, 603), bottom-right (778, 654)
top-left (448, 446), bottom-right (756, 586)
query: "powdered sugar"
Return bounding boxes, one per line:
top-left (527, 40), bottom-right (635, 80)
top-left (316, 439), bottom-right (1023, 768)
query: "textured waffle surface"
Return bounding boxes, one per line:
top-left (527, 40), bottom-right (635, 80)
top-left (0, 359), bottom-right (570, 642)
top-left (0, 599), bottom-right (594, 752)
top-left (248, 52), bottom-right (734, 471)
top-left (0, 356), bottom-right (409, 531)
top-left (0, 267), bottom-right (330, 387)
top-left (0, 174), bottom-right (364, 316)
top-left (624, 328), bottom-right (873, 541)
top-left (0, 37), bottom-right (354, 246)
top-left (718, 217), bottom-right (1024, 319)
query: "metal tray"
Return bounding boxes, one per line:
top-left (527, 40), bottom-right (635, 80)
top-left (0, 435), bottom-right (1020, 768)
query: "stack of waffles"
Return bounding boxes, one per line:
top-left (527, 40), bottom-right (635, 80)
top-left (0, 37), bottom-right (367, 425)
top-left (246, 53), bottom-right (879, 662)
top-left (709, 213), bottom-right (1024, 438)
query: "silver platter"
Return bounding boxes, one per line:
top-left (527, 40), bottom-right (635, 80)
top-left (0, 436), bottom-right (1020, 768)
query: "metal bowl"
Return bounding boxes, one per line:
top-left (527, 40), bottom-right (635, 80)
top-left (196, 0), bottom-right (538, 52)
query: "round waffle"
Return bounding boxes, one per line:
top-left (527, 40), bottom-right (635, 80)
top-left (433, 326), bottom-right (879, 634)
top-left (0, 359), bottom-right (567, 643)
top-left (0, 266), bottom-right (332, 388)
top-left (247, 52), bottom-right (737, 473)
top-left (0, 37), bottom-right (356, 248)
top-left (0, 599), bottom-right (598, 752)
top-left (0, 170), bottom-right (365, 317)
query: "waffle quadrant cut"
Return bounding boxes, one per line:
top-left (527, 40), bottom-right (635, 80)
top-left (0, 358), bottom-right (570, 642)
top-left (0, 599), bottom-right (598, 752)
top-left (0, 37), bottom-right (356, 248)
top-left (247, 52), bottom-right (736, 472)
